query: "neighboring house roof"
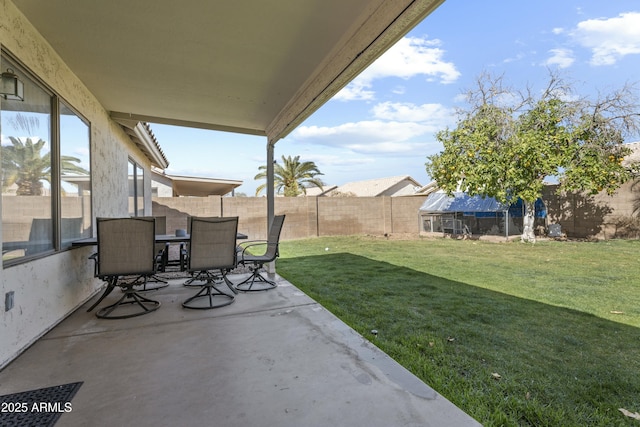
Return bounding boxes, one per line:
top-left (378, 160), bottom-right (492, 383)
top-left (302, 185), bottom-right (338, 196)
top-left (151, 170), bottom-right (242, 197)
top-left (414, 180), bottom-right (439, 196)
top-left (12, 0), bottom-right (444, 144)
top-left (328, 176), bottom-right (422, 197)
top-left (114, 119), bottom-right (169, 169)
top-left (622, 141), bottom-right (640, 165)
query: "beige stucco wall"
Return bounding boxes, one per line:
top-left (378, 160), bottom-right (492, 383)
top-left (0, 0), bottom-right (153, 368)
top-left (152, 174), bottom-right (175, 197)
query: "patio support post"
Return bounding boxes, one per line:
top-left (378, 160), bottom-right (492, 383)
top-left (266, 139), bottom-right (276, 274)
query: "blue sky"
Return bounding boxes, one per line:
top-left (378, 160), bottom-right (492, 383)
top-left (150, 1), bottom-right (640, 196)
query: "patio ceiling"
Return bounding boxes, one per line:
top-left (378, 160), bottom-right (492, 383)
top-left (11, 0), bottom-right (445, 143)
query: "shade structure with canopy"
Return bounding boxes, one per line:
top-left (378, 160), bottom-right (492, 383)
top-left (419, 191), bottom-right (546, 237)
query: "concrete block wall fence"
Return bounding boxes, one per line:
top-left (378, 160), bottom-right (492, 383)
top-left (153, 180), bottom-right (640, 241)
top-left (152, 196), bottom-right (426, 241)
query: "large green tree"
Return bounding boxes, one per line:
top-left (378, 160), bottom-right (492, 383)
top-left (1, 136), bottom-right (87, 195)
top-left (426, 72), bottom-right (640, 242)
top-left (255, 155), bottom-right (324, 197)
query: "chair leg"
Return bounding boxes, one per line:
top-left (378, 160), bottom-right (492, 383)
top-left (224, 274), bottom-right (239, 295)
top-left (140, 274), bottom-right (169, 291)
top-left (234, 265), bottom-right (277, 292)
top-left (182, 271), bottom-right (235, 309)
top-left (183, 270), bottom-right (209, 287)
top-left (95, 285), bottom-right (161, 319)
top-left (86, 277), bottom-right (117, 312)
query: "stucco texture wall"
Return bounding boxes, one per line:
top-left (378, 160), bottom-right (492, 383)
top-left (0, 0), bottom-right (151, 368)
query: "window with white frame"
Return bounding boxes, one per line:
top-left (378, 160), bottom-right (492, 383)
top-left (1, 52), bottom-right (92, 265)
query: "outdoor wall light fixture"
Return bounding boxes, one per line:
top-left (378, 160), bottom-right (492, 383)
top-left (1, 68), bottom-right (24, 101)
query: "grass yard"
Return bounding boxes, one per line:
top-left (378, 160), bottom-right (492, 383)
top-left (276, 236), bottom-right (640, 426)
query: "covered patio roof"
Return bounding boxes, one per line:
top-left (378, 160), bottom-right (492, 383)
top-left (11, 0), bottom-right (445, 143)
top-left (152, 170), bottom-right (243, 197)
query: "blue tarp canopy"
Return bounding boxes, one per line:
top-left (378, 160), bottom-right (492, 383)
top-left (419, 191), bottom-right (546, 218)
top-left (419, 192), bottom-right (508, 213)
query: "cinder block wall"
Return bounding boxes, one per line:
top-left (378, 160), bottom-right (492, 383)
top-left (543, 180), bottom-right (639, 239)
top-left (390, 196), bottom-right (425, 232)
top-left (318, 197), bottom-right (385, 236)
top-left (152, 196), bottom-right (222, 233)
top-left (223, 197), bottom-right (268, 240)
top-left (153, 196), bottom-right (426, 240)
top-left (153, 181), bottom-right (640, 241)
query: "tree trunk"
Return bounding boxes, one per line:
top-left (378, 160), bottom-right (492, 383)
top-left (521, 200), bottom-right (536, 243)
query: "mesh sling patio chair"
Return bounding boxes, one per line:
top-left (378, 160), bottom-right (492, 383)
top-left (182, 216), bottom-right (239, 309)
top-left (86, 217), bottom-right (161, 319)
top-left (151, 215), bottom-right (169, 271)
top-left (137, 215), bottom-right (170, 290)
top-left (235, 214), bottom-right (285, 292)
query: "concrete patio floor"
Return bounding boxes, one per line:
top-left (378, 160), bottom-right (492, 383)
top-left (0, 272), bottom-right (481, 427)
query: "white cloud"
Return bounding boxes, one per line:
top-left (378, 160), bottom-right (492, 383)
top-left (552, 27), bottom-right (565, 35)
top-left (542, 48), bottom-right (575, 68)
top-left (391, 85), bottom-right (406, 95)
top-left (571, 12), bottom-right (640, 66)
top-left (344, 141), bottom-right (433, 155)
top-left (503, 52), bottom-right (526, 64)
top-left (334, 82), bottom-right (375, 101)
top-left (295, 120), bottom-right (433, 145)
top-left (372, 102), bottom-right (455, 124)
top-left (292, 102), bottom-right (455, 156)
top-left (293, 120), bottom-right (435, 155)
top-left (333, 36), bottom-right (460, 101)
top-left (311, 153), bottom-right (375, 167)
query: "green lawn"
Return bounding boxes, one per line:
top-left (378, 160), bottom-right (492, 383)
top-left (276, 236), bottom-right (640, 426)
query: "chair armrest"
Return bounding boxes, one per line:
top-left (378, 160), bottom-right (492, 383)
top-left (89, 252), bottom-right (98, 277)
top-left (237, 239), bottom-right (267, 248)
top-left (237, 240), bottom-right (267, 257)
top-left (155, 242), bottom-right (170, 272)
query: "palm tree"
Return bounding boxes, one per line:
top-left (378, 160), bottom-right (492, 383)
top-left (1, 136), bottom-right (87, 195)
top-left (254, 155), bottom-right (324, 197)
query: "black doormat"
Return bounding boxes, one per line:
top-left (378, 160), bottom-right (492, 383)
top-left (0, 381), bottom-right (83, 427)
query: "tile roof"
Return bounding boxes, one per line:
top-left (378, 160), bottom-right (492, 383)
top-left (329, 175), bottom-right (422, 197)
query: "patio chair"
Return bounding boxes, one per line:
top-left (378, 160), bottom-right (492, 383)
top-left (86, 217), bottom-right (161, 319)
top-left (151, 215), bottom-right (169, 270)
top-left (235, 214), bottom-right (285, 292)
top-left (182, 216), bottom-right (239, 309)
top-left (136, 215), bottom-right (170, 290)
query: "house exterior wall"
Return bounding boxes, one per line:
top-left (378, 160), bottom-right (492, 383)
top-left (152, 174), bottom-right (174, 197)
top-left (0, 0), bottom-right (153, 368)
